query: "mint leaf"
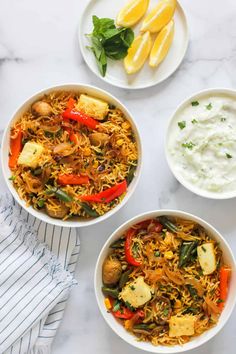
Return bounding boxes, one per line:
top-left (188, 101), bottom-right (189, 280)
top-left (87, 16), bottom-right (134, 76)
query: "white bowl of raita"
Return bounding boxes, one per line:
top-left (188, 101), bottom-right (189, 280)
top-left (166, 88), bottom-right (236, 199)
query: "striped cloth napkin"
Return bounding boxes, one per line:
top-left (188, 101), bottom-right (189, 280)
top-left (0, 194), bottom-right (80, 354)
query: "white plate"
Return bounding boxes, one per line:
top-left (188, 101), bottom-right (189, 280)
top-left (79, 0), bottom-right (189, 89)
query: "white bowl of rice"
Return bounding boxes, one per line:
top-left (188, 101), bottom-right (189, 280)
top-left (1, 84), bottom-right (142, 228)
top-left (94, 210), bottom-right (236, 353)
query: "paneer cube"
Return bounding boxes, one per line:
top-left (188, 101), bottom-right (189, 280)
top-left (18, 142), bottom-right (44, 168)
top-left (77, 94), bottom-right (109, 120)
top-left (197, 243), bottom-right (216, 275)
top-left (169, 315), bottom-right (195, 337)
top-left (120, 276), bottom-right (152, 308)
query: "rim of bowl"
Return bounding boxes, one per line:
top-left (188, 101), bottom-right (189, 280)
top-left (94, 209), bottom-right (236, 353)
top-left (1, 83), bottom-right (143, 228)
top-left (165, 88), bottom-right (236, 200)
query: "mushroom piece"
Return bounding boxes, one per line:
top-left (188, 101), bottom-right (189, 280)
top-left (53, 143), bottom-right (76, 157)
top-left (102, 257), bottom-right (122, 285)
top-left (32, 101), bottom-right (53, 117)
top-left (45, 201), bottom-right (69, 219)
top-left (89, 132), bottom-right (109, 147)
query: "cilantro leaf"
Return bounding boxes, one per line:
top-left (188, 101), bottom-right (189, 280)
top-left (206, 103), bottom-right (212, 110)
top-left (182, 141), bottom-right (196, 149)
top-left (191, 119), bottom-right (198, 124)
top-left (178, 121), bottom-right (186, 130)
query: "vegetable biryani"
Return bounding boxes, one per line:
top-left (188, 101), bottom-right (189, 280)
top-left (8, 91), bottom-right (138, 220)
top-left (102, 216), bottom-right (231, 346)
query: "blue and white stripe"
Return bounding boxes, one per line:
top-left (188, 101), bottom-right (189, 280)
top-left (0, 195), bottom-right (80, 354)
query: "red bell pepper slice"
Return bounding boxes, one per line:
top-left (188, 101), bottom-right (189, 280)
top-left (125, 228), bottom-right (142, 266)
top-left (9, 128), bottom-right (23, 170)
top-left (112, 306), bottom-right (134, 320)
top-left (218, 266), bottom-right (231, 310)
top-left (62, 108), bottom-right (99, 130)
top-left (81, 180), bottom-right (127, 203)
top-left (58, 174), bottom-right (89, 186)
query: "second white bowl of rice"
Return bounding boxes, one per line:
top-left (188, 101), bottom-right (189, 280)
top-left (94, 210), bottom-right (236, 353)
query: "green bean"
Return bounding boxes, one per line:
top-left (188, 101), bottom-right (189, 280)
top-left (102, 287), bottom-right (119, 299)
top-left (187, 285), bottom-right (198, 299)
top-left (126, 164), bottom-right (137, 185)
top-left (110, 239), bottom-right (124, 249)
top-left (159, 216), bottom-right (178, 233)
top-left (119, 268), bottom-right (132, 288)
top-left (80, 202), bottom-right (99, 217)
top-left (179, 241), bottom-right (198, 267)
top-left (46, 187), bottom-right (73, 202)
top-left (133, 323), bottom-right (156, 330)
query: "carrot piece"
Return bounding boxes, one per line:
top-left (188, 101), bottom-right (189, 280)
top-left (69, 132), bottom-right (80, 145)
top-left (9, 128), bottom-right (23, 170)
top-left (104, 297), bottom-right (112, 310)
top-left (58, 174), bottom-right (89, 186)
top-left (219, 266), bottom-right (231, 310)
top-left (67, 97), bottom-right (76, 110)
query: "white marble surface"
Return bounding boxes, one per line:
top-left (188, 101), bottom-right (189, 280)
top-left (0, 0), bottom-right (236, 353)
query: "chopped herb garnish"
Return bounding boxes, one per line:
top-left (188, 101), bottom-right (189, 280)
top-left (178, 121), bottom-right (186, 130)
top-left (191, 119), bottom-right (198, 124)
top-left (8, 175), bottom-right (16, 181)
top-left (37, 199), bottom-right (45, 208)
top-left (217, 299), bottom-right (225, 303)
top-left (226, 153), bottom-right (232, 159)
top-left (163, 308), bottom-right (169, 316)
top-left (113, 300), bottom-right (121, 312)
top-left (182, 141), bottom-right (195, 150)
top-left (206, 103), bottom-right (212, 110)
top-left (221, 117), bottom-right (227, 122)
top-left (191, 101), bottom-right (199, 106)
top-left (154, 251), bottom-right (160, 257)
top-left (201, 246), bottom-right (206, 252)
top-left (125, 301), bottom-right (135, 312)
top-left (130, 285), bottom-right (135, 291)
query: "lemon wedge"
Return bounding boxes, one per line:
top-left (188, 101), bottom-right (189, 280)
top-left (149, 19), bottom-right (174, 67)
top-left (116, 0), bottom-right (149, 27)
top-left (124, 31), bottom-right (152, 74)
top-left (141, 0), bottom-right (176, 33)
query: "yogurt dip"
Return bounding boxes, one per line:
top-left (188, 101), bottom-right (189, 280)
top-left (167, 93), bottom-right (236, 195)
